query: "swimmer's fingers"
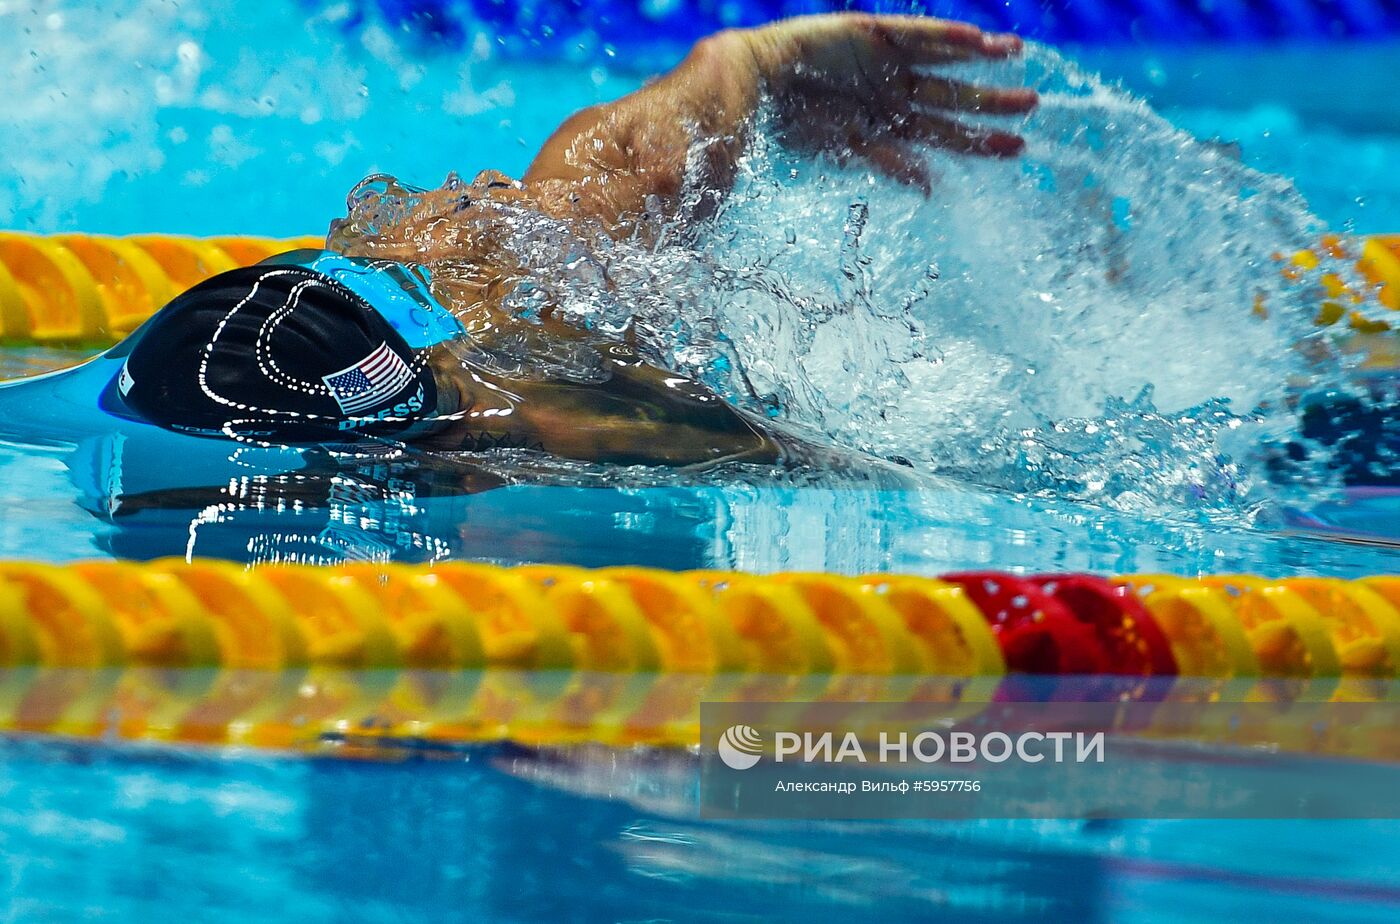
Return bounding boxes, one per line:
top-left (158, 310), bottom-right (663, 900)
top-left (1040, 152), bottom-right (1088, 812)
top-left (866, 16), bottom-right (1023, 64)
top-left (897, 112), bottom-right (1025, 157)
top-left (910, 78), bottom-right (1038, 115)
top-left (843, 138), bottom-right (932, 195)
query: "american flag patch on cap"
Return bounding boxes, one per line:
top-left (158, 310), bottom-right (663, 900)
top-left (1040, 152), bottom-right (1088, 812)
top-left (322, 342), bottom-right (415, 415)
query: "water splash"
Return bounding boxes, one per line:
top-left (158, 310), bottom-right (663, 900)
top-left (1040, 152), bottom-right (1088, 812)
top-left (332, 45), bottom-right (1375, 523)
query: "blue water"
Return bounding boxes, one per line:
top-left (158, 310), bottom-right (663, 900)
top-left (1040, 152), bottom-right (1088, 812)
top-left (3, 3), bottom-right (1400, 574)
top-left (2, 3), bottom-right (1398, 236)
top-left (2, 735), bottom-right (1399, 922)
top-left (5, 2), bottom-right (1400, 920)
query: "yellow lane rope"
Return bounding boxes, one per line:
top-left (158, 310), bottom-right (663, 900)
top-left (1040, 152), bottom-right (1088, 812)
top-left (0, 232), bottom-right (1397, 346)
top-left (0, 233), bottom-right (322, 343)
top-left (1, 561), bottom-right (1399, 680)
top-left (0, 562), bottom-right (1394, 751)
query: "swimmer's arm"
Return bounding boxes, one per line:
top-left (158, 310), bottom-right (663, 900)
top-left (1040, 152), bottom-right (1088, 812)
top-left (522, 14), bottom-right (1037, 234)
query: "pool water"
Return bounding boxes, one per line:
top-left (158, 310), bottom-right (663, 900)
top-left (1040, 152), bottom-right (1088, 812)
top-left (4, 735), bottom-right (1400, 922)
top-left (3, 4), bottom-right (1397, 236)
top-left (4, 1), bottom-right (1400, 920)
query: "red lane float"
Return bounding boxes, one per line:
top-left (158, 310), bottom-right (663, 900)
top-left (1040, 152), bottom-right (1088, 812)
top-left (941, 572), bottom-right (1111, 674)
top-left (1029, 574), bottom-right (1178, 676)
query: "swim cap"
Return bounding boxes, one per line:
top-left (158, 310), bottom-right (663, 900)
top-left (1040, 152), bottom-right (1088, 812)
top-left (107, 263), bottom-right (441, 442)
top-left (259, 249), bottom-right (467, 350)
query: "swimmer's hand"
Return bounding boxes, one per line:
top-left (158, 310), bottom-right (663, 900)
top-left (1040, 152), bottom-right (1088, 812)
top-left (525, 14), bottom-right (1036, 228)
top-left (740, 15), bottom-right (1037, 192)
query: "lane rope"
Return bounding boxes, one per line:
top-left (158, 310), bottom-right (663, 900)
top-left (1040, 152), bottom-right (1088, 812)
top-left (0, 232), bottom-right (1398, 346)
top-left (0, 233), bottom-right (322, 344)
top-left (0, 563), bottom-right (1396, 751)
top-left (2, 561), bottom-right (1399, 680)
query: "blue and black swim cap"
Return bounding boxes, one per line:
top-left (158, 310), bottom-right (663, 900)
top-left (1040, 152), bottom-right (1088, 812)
top-left (105, 251), bottom-right (465, 442)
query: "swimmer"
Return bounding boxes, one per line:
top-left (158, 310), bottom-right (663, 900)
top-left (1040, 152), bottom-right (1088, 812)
top-left (109, 14), bottom-right (1037, 467)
